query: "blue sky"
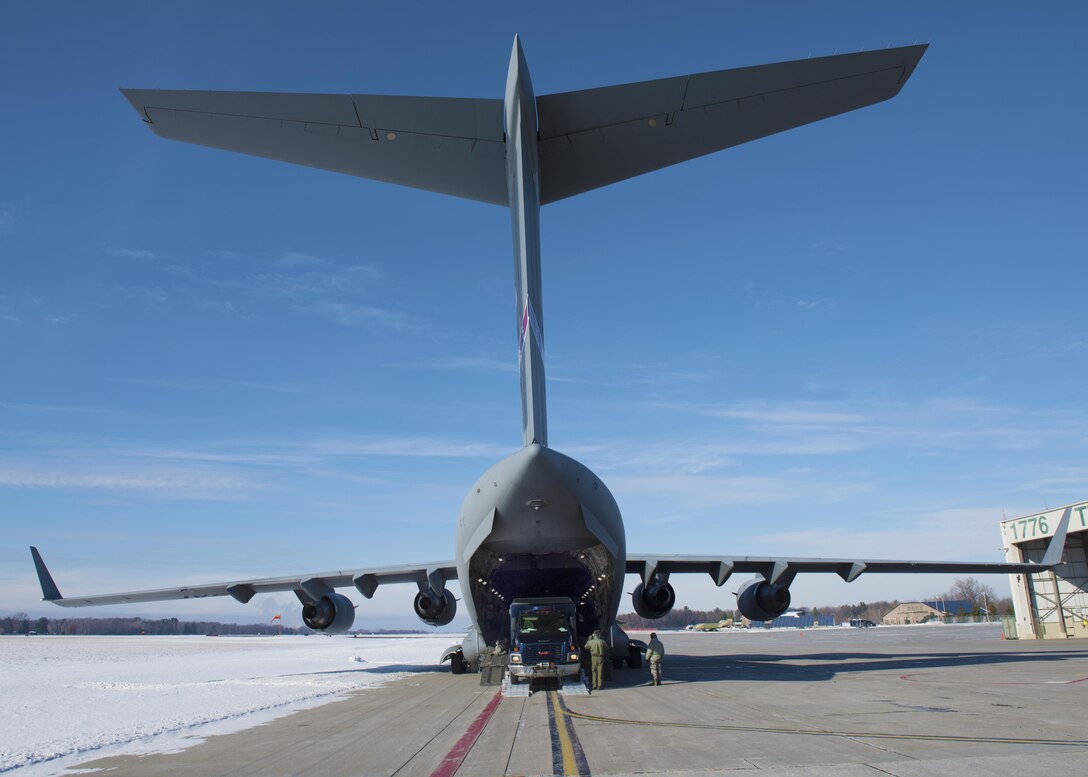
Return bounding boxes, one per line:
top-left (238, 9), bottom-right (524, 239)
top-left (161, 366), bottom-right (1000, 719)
top-left (2, 3), bottom-right (1085, 628)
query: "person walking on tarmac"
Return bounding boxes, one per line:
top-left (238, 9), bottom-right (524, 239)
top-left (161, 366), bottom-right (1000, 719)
top-left (646, 632), bottom-right (665, 686)
top-left (585, 630), bottom-right (608, 690)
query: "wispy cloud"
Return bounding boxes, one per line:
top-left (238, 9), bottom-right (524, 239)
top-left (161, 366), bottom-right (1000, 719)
top-left (1015, 468), bottom-right (1088, 497)
top-left (610, 472), bottom-right (870, 510)
top-left (651, 397), bottom-right (1088, 455)
top-left (199, 299), bottom-right (238, 316)
top-left (0, 466), bottom-right (259, 499)
top-left (203, 249), bottom-right (241, 261)
top-left (795, 297), bottom-right (835, 310)
top-left (302, 300), bottom-right (421, 330)
top-left (115, 377), bottom-right (215, 392)
top-left (273, 250), bottom-right (332, 268)
top-left (397, 355), bottom-right (516, 373)
top-left (114, 285), bottom-right (171, 309)
top-left (195, 253), bottom-right (417, 331)
top-left (2, 434), bottom-right (510, 487)
top-left (746, 506), bottom-right (1011, 562)
top-left (666, 401), bottom-right (867, 426)
top-left (809, 237), bottom-right (851, 256)
top-left (108, 247), bottom-right (159, 260)
top-left (297, 436), bottom-right (510, 460)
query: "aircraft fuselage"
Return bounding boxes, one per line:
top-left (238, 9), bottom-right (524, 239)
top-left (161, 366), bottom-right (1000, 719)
top-left (454, 444), bottom-right (626, 648)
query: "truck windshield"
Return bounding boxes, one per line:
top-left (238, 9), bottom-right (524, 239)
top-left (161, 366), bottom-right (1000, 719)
top-left (517, 610), bottom-right (571, 642)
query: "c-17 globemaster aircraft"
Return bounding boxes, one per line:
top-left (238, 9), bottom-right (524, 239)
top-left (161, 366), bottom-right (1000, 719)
top-left (31, 37), bottom-right (1070, 675)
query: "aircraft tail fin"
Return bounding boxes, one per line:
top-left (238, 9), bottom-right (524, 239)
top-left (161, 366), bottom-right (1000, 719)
top-left (537, 44), bottom-right (927, 204)
top-left (30, 547), bottom-right (63, 602)
top-left (1040, 507), bottom-right (1072, 568)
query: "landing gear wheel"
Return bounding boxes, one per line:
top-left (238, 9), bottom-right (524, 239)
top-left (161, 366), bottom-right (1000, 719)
top-left (628, 647), bottom-right (642, 668)
top-left (450, 651), bottom-right (466, 675)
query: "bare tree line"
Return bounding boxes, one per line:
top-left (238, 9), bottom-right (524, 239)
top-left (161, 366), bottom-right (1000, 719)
top-left (0, 614), bottom-right (307, 636)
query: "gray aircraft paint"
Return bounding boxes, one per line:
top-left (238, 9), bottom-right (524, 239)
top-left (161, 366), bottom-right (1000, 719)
top-left (30, 37), bottom-right (1072, 666)
top-left (505, 37), bottom-right (548, 449)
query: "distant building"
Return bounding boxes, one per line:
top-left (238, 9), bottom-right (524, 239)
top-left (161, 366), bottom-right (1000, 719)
top-left (882, 602), bottom-right (944, 625)
top-left (1002, 500), bottom-right (1088, 640)
top-left (922, 599), bottom-right (980, 617)
top-left (882, 601), bottom-right (984, 625)
top-left (753, 612), bottom-right (835, 629)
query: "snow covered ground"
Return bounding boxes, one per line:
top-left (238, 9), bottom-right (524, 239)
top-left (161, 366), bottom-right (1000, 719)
top-left (0, 633), bottom-right (458, 775)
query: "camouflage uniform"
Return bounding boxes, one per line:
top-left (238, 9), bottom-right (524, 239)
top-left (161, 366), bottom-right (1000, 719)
top-left (646, 633), bottom-right (665, 685)
top-left (585, 630), bottom-right (608, 690)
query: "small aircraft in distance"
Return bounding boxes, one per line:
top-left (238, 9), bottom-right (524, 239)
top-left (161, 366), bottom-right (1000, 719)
top-left (31, 37), bottom-right (1071, 675)
top-left (685, 619), bottom-right (735, 632)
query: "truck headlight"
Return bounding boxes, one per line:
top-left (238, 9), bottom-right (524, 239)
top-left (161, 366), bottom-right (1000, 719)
top-left (569, 653), bottom-right (579, 662)
top-left (510, 654), bottom-right (522, 663)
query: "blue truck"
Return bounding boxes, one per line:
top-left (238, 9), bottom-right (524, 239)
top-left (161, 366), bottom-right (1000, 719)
top-left (507, 597), bottom-right (582, 683)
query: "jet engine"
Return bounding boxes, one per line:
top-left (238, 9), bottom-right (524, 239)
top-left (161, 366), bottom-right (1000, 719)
top-left (736, 577), bottom-right (791, 621)
top-left (301, 592), bottom-right (355, 635)
top-left (414, 588), bottom-right (457, 627)
top-left (631, 580), bottom-right (676, 620)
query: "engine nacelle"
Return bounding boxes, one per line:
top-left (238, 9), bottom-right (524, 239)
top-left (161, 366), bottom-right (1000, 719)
top-left (631, 581), bottom-right (676, 620)
top-left (736, 577), bottom-right (791, 621)
top-left (414, 588), bottom-right (457, 627)
top-left (302, 592), bottom-right (356, 635)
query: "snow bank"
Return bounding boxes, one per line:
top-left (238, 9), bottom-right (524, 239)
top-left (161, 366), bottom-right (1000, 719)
top-left (0, 634), bottom-right (458, 775)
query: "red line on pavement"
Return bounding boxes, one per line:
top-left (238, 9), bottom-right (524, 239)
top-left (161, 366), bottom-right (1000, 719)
top-left (429, 691), bottom-right (504, 777)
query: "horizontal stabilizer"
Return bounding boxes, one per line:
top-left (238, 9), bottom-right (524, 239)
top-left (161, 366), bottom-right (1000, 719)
top-left (538, 45), bottom-right (927, 203)
top-left (121, 89), bottom-right (507, 204)
top-left (122, 45), bottom-right (926, 209)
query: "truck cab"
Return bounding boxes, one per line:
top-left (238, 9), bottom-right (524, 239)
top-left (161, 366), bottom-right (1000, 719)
top-left (507, 597), bottom-right (581, 682)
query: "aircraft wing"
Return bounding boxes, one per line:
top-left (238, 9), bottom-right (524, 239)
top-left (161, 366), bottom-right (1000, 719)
top-left (537, 44), bottom-right (927, 203)
top-left (121, 89), bottom-right (507, 204)
top-left (626, 506), bottom-right (1071, 587)
top-left (29, 546), bottom-right (457, 607)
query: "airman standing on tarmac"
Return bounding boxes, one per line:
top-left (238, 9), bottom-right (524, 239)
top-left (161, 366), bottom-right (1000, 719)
top-left (585, 630), bottom-right (607, 690)
top-left (646, 632), bottom-right (665, 686)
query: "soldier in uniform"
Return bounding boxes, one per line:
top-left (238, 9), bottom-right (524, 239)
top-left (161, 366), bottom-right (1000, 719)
top-left (646, 631), bottom-right (665, 686)
top-left (585, 630), bottom-right (607, 690)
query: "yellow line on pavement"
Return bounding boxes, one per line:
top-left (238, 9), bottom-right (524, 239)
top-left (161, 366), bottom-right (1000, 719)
top-left (549, 690), bottom-right (581, 775)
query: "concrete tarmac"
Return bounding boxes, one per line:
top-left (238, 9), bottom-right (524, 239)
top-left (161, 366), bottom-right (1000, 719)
top-left (74, 624), bottom-right (1088, 777)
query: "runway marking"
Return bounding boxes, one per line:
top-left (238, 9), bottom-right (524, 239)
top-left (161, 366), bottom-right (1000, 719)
top-left (547, 690), bottom-right (591, 776)
top-left (560, 706), bottom-right (1088, 748)
top-left (429, 690), bottom-right (503, 777)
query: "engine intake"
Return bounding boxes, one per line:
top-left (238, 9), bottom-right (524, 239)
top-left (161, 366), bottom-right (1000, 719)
top-left (736, 577), bottom-right (791, 621)
top-left (631, 580), bottom-right (676, 620)
top-left (302, 592), bottom-right (355, 635)
top-left (414, 588), bottom-right (457, 627)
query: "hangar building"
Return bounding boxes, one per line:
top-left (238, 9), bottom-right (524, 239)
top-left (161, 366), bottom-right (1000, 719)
top-left (1002, 500), bottom-right (1088, 639)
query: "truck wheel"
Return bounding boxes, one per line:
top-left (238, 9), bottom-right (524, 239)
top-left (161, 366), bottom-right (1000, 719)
top-left (628, 647), bottom-right (642, 669)
top-left (450, 652), bottom-right (466, 675)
